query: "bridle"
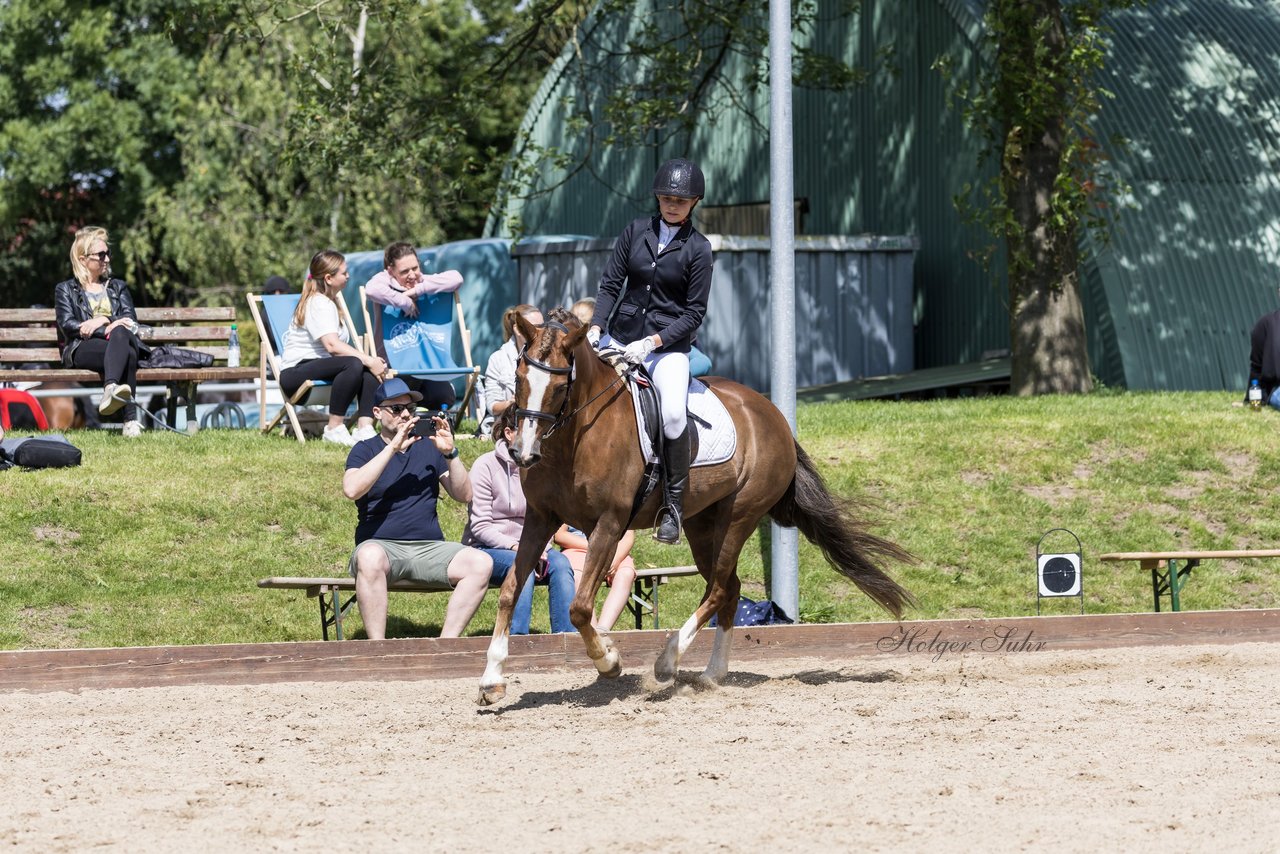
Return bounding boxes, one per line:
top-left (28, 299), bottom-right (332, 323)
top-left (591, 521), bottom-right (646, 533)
top-left (514, 320), bottom-right (626, 438)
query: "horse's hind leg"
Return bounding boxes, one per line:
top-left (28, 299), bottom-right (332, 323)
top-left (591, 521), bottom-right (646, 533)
top-left (701, 566), bottom-right (741, 686)
top-left (653, 502), bottom-right (746, 685)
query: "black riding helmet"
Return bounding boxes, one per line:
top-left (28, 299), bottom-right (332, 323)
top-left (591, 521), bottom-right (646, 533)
top-left (652, 158), bottom-right (705, 200)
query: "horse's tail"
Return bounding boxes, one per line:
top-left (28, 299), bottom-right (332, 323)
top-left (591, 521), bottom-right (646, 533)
top-left (768, 441), bottom-right (916, 619)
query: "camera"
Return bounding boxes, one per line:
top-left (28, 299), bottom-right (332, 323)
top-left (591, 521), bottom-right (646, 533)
top-left (411, 410), bottom-right (446, 438)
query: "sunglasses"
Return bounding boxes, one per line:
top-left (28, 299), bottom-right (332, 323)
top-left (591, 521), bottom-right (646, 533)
top-left (85, 251), bottom-right (110, 262)
top-left (380, 403), bottom-right (417, 416)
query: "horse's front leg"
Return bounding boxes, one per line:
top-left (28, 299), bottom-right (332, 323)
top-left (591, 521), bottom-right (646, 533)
top-left (570, 519), bottom-right (628, 678)
top-left (478, 561), bottom-right (521, 705)
top-left (478, 514), bottom-right (559, 705)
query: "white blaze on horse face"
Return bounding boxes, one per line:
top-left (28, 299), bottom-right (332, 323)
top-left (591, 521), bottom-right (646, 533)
top-left (518, 364), bottom-right (555, 453)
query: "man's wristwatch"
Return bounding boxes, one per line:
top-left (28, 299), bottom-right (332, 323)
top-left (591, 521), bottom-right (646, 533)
top-left (443, 447), bottom-right (460, 460)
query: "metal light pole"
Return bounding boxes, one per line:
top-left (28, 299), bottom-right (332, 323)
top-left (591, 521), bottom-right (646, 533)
top-left (768, 0), bottom-right (799, 621)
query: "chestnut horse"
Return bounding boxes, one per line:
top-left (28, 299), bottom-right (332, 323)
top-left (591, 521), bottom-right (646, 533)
top-left (478, 309), bottom-right (912, 704)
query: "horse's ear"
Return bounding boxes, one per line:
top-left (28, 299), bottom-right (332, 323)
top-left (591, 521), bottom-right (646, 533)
top-left (514, 312), bottom-right (539, 347)
top-left (563, 322), bottom-right (588, 353)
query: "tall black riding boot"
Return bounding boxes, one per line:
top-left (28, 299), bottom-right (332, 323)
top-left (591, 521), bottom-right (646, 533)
top-left (655, 427), bottom-right (690, 544)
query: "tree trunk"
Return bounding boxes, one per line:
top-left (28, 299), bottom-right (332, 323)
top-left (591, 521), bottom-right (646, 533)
top-left (1002, 0), bottom-right (1093, 396)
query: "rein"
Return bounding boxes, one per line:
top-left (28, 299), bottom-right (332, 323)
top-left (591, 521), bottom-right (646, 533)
top-left (515, 321), bottom-right (627, 437)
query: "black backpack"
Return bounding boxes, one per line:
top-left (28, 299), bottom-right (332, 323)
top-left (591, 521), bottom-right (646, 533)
top-left (0, 435), bottom-right (83, 470)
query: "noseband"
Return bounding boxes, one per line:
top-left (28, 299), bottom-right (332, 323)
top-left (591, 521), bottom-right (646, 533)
top-left (514, 321), bottom-right (575, 434)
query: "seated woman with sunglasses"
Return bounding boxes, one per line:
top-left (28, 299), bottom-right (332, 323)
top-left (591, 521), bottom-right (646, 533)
top-left (53, 226), bottom-right (147, 438)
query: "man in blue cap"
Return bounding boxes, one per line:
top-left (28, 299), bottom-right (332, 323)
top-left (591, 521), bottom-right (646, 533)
top-left (342, 377), bottom-right (492, 638)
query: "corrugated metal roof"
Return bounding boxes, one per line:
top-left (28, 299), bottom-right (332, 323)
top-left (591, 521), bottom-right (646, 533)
top-left (1083, 0), bottom-right (1280, 389)
top-left (491, 0), bottom-right (1280, 390)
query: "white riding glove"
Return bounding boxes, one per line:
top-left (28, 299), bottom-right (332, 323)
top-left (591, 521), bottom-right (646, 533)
top-left (621, 337), bottom-right (656, 365)
top-left (586, 326), bottom-right (601, 348)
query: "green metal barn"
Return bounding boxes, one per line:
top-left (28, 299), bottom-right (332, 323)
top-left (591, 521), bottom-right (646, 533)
top-left (486, 0), bottom-right (1280, 392)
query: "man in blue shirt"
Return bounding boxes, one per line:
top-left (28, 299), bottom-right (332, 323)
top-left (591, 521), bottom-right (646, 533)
top-left (343, 378), bottom-right (492, 639)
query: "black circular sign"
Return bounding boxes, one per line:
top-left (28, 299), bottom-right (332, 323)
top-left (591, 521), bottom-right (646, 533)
top-left (1041, 556), bottom-right (1077, 594)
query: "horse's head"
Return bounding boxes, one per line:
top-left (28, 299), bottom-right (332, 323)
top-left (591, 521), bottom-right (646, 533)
top-left (510, 307), bottom-right (588, 467)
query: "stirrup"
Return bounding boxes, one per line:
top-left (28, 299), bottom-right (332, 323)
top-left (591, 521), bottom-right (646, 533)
top-left (654, 505), bottom-right (682, 544)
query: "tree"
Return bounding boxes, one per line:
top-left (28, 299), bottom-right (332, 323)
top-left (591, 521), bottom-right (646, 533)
top-left (488, 0), bottom-right (879, 233)
top-left (953, 0), bottom-right (1136, 395)
top-left (0, 0), bottom-right (213, 306)
top-left (208, 0), bottom-right (547, 242)
top-left (0, 0), bottom-right (548, 306)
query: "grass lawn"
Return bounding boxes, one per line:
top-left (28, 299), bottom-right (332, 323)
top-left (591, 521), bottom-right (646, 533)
top-left (4, 390), bottom-right (1279, 649)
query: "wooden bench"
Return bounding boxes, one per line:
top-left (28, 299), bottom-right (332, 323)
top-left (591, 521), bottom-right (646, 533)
top-left (1, 307), bottom-right (258, 430)
top-left (258, 565), bottom-right (702, 640)
top-left (627, 565), bottom-right (700, 630)
top-left (1098, 549), bottom-right (1280, 612)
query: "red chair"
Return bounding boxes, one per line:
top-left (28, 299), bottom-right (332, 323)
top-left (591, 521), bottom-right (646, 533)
top-left (0, 388), bottom-right (49, 430)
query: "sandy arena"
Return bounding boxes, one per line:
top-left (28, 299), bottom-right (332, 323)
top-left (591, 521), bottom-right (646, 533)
top-left (1, 638), bottom-right (1277, 851)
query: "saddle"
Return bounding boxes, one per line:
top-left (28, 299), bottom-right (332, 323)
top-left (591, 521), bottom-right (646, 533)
top-left (596, 347), bottom-right (736, 525)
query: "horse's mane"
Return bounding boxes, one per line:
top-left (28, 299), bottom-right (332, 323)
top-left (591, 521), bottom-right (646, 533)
top-left (528, 306), bottom-right (580, 362)
top-left (548, 306), bottom-right (579, 328)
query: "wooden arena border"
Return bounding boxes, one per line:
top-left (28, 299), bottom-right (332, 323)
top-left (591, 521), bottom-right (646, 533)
top-left (2, 609), bottom-right (1278, 693)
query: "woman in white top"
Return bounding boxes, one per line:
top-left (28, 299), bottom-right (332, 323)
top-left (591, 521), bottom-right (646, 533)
top-left (280, 250), bottom-right (388, 446)
top-left (482, 303), bottom-right (542, 434)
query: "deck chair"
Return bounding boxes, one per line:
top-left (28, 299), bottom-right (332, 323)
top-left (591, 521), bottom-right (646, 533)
top-left (246, 292), bottom-right (362, 443)
top-left (359, 287), bottom-right (480, 416)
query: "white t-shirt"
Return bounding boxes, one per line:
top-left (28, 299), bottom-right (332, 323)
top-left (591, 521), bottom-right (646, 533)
top-left (281, 296), bottom-right (349, 368)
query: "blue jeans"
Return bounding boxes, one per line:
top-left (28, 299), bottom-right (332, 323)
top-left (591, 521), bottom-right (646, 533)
top-left (485, 548), bottom-right (575, 634)
top-left (1269, 387), bottom-right (1280, 411)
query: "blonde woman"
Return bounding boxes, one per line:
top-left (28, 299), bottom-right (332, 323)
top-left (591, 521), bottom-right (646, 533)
top-left (53, 226), bottom-right (145, 437)
top-left (279, 250), bottom-right (388, 446)
top-left (483, 304), bottom-right (543, 432)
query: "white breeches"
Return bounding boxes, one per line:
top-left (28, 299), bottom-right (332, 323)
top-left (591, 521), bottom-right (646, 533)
top-left (602, 335), bottom-right (690, 438)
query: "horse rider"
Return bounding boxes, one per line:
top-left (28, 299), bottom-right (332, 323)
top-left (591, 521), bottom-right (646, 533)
top-left (586, 158), bottom-right (713, 544)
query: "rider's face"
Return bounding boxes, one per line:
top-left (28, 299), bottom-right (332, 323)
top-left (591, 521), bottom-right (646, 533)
top-left (657, 194), bottom-right (697, 225)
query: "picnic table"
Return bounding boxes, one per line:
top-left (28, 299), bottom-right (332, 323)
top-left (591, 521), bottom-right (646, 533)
top-left (1098, 550), bottom-right (1280, 612)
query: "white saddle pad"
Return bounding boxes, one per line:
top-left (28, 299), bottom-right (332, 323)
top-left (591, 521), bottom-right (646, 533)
top-left (633, 378), bottom-right (736, 467)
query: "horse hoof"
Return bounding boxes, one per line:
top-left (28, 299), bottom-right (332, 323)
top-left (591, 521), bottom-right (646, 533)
top-left (593, 639), bottom-right (622, 678)
top-left (477, 683), bottom-right (506, 706)
top-left (653, 640), bottom-right (681, 684)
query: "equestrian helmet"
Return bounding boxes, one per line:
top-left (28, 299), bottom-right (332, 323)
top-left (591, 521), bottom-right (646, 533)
top-left (652, 158), bottom-right (705, 200)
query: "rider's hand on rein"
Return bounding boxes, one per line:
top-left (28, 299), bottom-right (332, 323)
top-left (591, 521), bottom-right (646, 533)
top-left (621, 337), bottom-right (655, 364)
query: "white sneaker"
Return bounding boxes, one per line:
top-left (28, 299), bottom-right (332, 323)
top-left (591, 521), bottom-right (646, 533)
top-left (122, 420), bottom-right (142, 438)
top-left (350, 425), bottom-right (377, 442)
top-left (322, 424), bottom-right (356, 446)
top-left (98, 383), bottom-right (132, 416)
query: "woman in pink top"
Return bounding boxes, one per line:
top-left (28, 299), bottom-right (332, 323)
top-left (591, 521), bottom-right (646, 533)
top-left (363, 241), bottom-right (463, 317)
top-left (462, 410), bottom-right (575, 634)
top-left (364, 241), bottom-right (462, 411)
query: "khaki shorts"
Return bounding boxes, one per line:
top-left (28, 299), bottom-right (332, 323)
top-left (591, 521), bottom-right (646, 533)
top-left (347, 539), bottom-right (469, 589)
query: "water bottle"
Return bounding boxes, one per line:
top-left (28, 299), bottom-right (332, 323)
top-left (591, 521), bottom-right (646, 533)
top-left (1249, 379), bottom-right (1263, 411)
top-left (227, 323), bottom-right (241, 368)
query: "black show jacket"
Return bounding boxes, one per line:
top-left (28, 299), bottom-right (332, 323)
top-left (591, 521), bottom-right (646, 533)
top-left (591, 216), bottom-right (713, 354)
